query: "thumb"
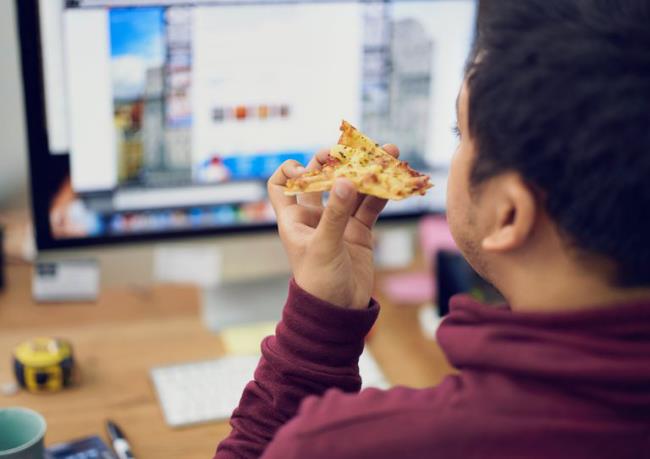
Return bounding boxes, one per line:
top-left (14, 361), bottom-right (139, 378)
top-left (316, 179), bottom-right (357, 246)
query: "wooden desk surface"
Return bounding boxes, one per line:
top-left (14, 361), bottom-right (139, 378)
top-left (0, 264), bottom-right (452, 458)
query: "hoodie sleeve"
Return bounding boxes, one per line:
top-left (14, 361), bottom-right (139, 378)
top-left (214, 279), bottom-right (379, 459)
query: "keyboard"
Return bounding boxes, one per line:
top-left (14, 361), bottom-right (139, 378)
top-left (151, 348), bottom-right (390, 428)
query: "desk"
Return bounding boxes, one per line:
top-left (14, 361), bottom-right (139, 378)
top-left (0, 264), bottom-right (453, 458)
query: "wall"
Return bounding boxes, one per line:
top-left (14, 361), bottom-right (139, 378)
top-left (0, 0), bottom-right (28, 209)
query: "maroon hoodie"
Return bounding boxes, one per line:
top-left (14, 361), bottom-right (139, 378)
top-left (215, 280), bottom-right (650, 458)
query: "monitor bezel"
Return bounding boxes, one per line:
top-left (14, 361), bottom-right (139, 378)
top-left (17, 0), bottom-right (445, 252)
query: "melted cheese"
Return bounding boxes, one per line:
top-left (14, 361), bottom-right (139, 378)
top-left (285, 121), bottom-right (432, 200)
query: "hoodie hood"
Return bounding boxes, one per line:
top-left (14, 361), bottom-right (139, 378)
top-left (437, 295), bottom-right (650, 416)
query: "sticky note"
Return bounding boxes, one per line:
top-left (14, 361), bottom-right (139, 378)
top-left (220, 321), bottom-right (277, 355)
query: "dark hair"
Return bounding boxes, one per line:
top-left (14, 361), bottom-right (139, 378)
top-left (467, 0), bottom-right (650, 287)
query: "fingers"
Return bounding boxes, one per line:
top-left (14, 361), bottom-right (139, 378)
top-left (267, 160), bottom-right (305, 215)
top-left (351, 194), bottom-right (367, 215)
top-left (309, 148), bottom-right (334, 168)
top-left (315, 178), bottom-right (358, 247)
top-left (297, 149), bottom-right (331, 208)
top-left (354, 196), bottom-right (389, 229)
top-left (281, 205), bottom-right (323, 231)
top-left (298, 191), bottom-right (324, 208)
top-left (383, 144), bottom-right (400, 158)
top-left (272, 144), bottom-right (398, 220)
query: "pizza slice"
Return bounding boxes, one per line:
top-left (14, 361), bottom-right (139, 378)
top-left (285, 120), bottom-right (432, 200)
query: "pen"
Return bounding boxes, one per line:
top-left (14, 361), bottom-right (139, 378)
top-left (106, 419), bottom-right (135, 459)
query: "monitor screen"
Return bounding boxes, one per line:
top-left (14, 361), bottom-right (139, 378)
top-left (18, 0), bottom-right (476, 249)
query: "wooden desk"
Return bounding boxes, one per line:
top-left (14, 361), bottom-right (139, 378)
top-left (0, 264), bottom-right (453, 458)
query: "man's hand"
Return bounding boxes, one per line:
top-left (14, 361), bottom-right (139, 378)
top-left (268, 145), bottom-right (399, 309)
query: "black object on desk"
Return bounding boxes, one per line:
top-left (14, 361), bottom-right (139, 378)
top-left (436, 250), bottom-right (504, 316)
top-left (106, 420), bottom-right (136, 459)
top-left (46, 435), bottom-right (116, 459)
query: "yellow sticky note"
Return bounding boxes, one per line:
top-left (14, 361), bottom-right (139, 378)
top-left (220, 321), bottom-right (277, 355)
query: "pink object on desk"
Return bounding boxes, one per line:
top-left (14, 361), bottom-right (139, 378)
top-left (418, 216), bottom-right (458, 268)
top-left (380, 272), bottom-right (435, 305)
top-left (378, 217), bottom-right (458, 306)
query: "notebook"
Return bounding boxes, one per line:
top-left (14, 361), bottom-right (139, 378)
top-left (46, 435), bottom-right (116, 459)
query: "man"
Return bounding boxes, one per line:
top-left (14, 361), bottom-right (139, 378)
top-left (215, 0), bottom-right (650, 457)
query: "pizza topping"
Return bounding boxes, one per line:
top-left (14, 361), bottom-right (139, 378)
top-left (325, 156), bottom-right (341, 167)
top-left (285, 120), bottom-right (432, 200)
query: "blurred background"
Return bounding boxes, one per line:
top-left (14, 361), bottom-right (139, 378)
top-left (0, 0), bottom-right (28, 211)
top-left (1, 0), bottom-right (477, 284)
top-left (0, 1), bottom-right (481, 457)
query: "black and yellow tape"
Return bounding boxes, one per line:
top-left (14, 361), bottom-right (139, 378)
top-left (13, 338), bottom-right (76, 393)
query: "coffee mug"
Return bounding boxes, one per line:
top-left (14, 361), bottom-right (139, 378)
top-left (0, 407), bottom-right (46, 458)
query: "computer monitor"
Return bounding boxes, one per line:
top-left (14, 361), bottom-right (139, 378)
top-left (17, 0), bottom-right (476, 251)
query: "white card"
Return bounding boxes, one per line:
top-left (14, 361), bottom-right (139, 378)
top-left (154, 245), bottom-right (222, 288)
top-left (32, 259), bottom-right (99, 302)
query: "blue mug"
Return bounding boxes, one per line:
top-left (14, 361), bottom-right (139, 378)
top-left (0, 407), bottom-right (46, 458)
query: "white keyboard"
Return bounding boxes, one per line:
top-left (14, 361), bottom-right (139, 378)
top-left (151, 349), bottom-right (390, 428)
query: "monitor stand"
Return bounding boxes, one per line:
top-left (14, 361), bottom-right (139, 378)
top-left (201, 274), bottom-right (291, 332)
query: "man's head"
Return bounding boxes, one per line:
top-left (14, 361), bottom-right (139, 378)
top-left (446, 0), bottom-right (650, 305)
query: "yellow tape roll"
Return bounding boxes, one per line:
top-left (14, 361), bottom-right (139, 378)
top-left (13, 338), bottom-right (76, 393)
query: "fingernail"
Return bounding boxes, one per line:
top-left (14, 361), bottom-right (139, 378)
top-left (295, 166), bottom-right (306, 174)
top-left (334, 181), bottom-right (351, 199)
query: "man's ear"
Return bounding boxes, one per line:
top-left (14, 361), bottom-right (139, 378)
top-left (481, 173), bottom-right (537, 253)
